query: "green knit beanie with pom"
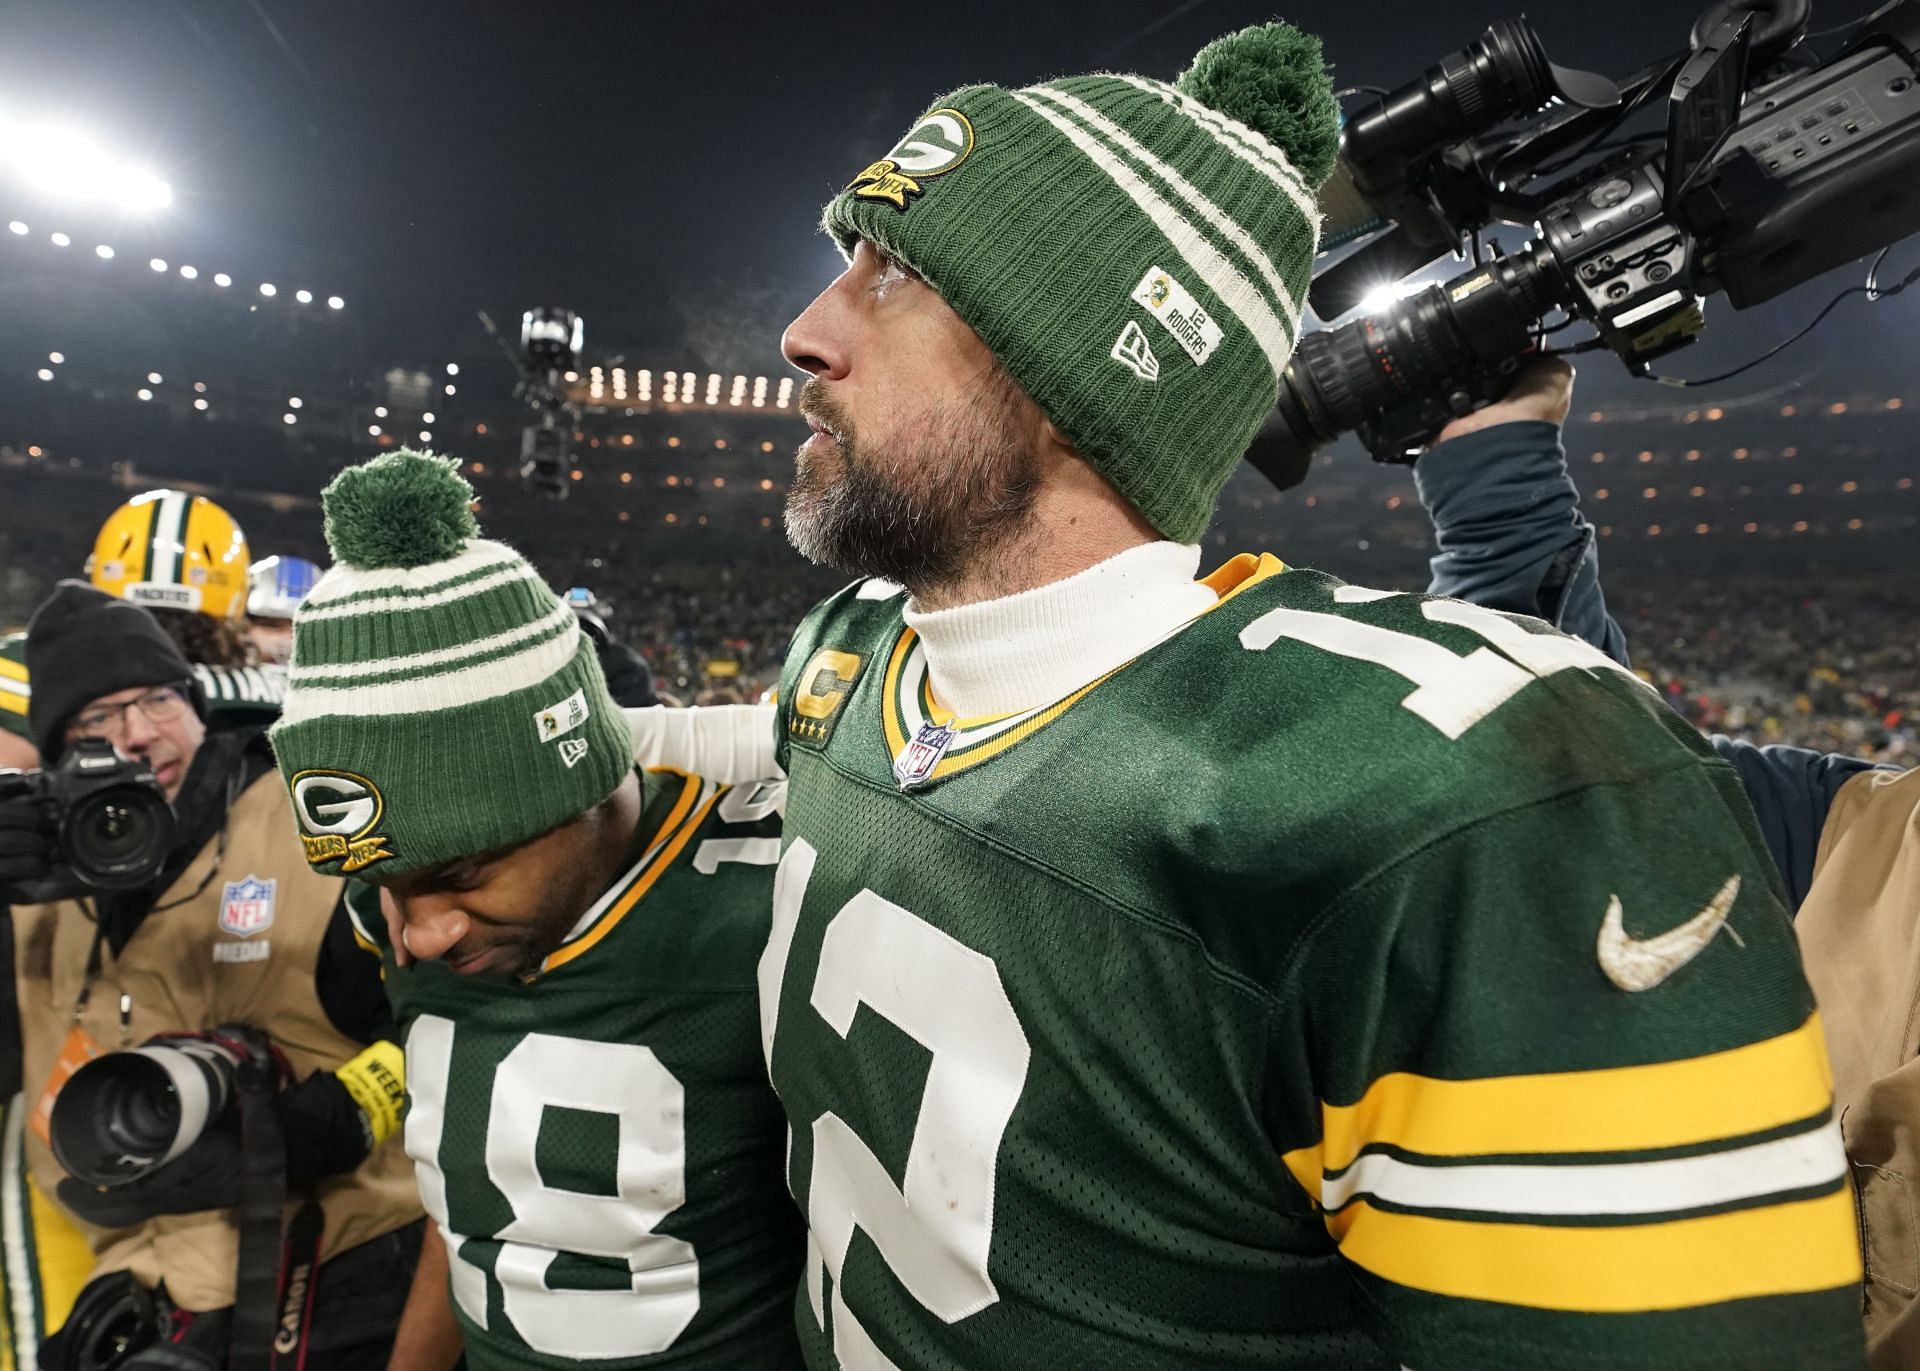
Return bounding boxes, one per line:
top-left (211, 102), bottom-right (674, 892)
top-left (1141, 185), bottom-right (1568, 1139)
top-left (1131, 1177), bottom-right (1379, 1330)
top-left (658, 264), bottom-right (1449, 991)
top-left (822, 21), bottom-right (1338, 543)
top-left (269, 450), bottom-right (633, 878)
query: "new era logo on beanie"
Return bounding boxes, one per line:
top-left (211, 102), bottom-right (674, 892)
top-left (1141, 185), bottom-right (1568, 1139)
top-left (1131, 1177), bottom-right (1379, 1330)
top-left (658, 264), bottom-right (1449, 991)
top-left (821, 21), bottom-right (1339, 544)
top-left (269, 451), bottom-right (633, 878)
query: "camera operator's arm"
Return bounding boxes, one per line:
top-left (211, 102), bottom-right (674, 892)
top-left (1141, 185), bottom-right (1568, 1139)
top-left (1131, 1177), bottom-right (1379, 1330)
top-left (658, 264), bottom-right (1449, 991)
top-left (386, 1224), bottom-right (463, 1371)
top-left (1417, 359), bottom-right (1630, 667)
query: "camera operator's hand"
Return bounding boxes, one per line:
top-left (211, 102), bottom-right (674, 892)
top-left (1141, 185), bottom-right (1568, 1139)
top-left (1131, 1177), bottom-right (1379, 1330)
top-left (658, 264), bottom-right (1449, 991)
top-left (0, 772), bottom-right (55, 899)
top-left (57, 1124), bottom-right (241, 1227)
top-left (1431, 356), bottom-right (1575, 448)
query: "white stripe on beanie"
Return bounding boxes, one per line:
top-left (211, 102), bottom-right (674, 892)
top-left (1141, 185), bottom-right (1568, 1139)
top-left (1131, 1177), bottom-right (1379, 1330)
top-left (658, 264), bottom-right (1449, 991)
top-left (1011, 90), bottom-right (1297, 377)
top-left (300, 562), bottom-right (545, 623)
top-left (291, 599), bottom-right (576, 683)
top-left (303, 540), bottom-right (523, 608)
top-left (1113, 75), bottom-right (1320, 226)
top-left (277, 618), bottom-right (586, 724)
top-left (1027, 83), bottom-right (1303, 340)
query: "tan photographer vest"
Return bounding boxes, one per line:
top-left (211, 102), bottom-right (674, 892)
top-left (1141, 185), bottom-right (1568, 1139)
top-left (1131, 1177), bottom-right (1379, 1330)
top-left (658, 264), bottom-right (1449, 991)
top-left (1794, 766), bottom-right (1920, 1367)
top-left (11, 768), bottom-right (422, 1312)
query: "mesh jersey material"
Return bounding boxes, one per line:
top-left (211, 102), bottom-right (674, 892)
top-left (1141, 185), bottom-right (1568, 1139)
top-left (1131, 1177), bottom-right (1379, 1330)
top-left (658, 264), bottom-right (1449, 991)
top-left (366, 770), bottom-right (803, 1370)
top-left (764, 558), bottom-right (1863, 1371)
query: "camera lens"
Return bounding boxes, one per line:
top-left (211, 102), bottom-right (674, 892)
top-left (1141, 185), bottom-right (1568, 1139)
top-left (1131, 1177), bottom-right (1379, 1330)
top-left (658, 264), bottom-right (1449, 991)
top-left (50, 1041), bottom-right (242, 1186)
top-left (60, 782), bottom-right (173, 890)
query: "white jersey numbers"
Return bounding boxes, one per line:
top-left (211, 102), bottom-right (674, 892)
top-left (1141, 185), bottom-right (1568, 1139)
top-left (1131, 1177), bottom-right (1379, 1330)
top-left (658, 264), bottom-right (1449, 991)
top-left (404, 1017), bottom-right (701, 1359)
top-left (761, 839), bottom-right (1032, 1369)
top-left (1240, 588), bottom-right (1647, 740)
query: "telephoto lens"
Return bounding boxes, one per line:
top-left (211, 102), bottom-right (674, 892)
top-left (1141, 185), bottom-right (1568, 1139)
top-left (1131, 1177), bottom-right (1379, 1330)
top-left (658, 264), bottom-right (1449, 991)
top-left (49, 1036), bottom-right (250, 1187)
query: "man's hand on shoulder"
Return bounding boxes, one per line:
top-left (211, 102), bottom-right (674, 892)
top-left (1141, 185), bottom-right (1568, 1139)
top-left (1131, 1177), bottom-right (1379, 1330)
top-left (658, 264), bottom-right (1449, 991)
top-left (1430, 356), bottom-right (1575, 448)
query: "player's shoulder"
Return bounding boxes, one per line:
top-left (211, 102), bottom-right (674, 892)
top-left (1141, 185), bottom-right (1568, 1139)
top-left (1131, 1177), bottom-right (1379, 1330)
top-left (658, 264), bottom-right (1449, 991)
top-left (0, 631), bottom-right (25, 665)
top-left (1161, 559), bottom-right (1713, 814)
top-left (783, 579), bottom-right (905, 684)
top-left (193, 661), bottom-right (286, 716)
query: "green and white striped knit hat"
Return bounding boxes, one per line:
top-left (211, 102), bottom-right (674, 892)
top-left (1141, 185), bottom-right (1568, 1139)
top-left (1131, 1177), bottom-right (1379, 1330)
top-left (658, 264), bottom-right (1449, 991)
top-left (823, 22), bottom-right (1340, 543)
top-left (269, 451), bottom-right (632, 878)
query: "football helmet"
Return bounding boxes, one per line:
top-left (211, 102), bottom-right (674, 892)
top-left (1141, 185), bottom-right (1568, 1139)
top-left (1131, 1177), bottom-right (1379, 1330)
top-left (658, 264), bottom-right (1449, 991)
top-left (87, 490), bottom-right (251, 620)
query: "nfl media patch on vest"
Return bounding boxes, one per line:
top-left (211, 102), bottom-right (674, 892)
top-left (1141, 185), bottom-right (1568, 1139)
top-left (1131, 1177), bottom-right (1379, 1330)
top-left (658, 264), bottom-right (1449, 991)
top-left (219, 876), bottom-right (277, 937)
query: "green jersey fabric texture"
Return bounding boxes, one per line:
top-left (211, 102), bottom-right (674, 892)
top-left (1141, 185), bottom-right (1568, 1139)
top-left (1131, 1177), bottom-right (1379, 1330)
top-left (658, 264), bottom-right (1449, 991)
top-left (0, 633), bottom-right (282, 741)
top-left (363, 769), bottom-right (803, 1370)
top-left (764, 560), bottom-right (1862, 1371)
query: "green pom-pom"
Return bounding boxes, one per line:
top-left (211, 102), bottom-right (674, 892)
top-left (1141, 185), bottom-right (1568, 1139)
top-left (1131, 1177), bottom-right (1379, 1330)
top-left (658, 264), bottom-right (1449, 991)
top-left (322, 449), bottom-right (478, 570)
top-left (1177, 22), bottom-right (1341, 190)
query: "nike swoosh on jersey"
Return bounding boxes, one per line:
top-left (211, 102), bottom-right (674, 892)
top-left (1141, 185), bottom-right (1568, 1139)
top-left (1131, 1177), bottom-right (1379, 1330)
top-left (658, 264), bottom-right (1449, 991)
top-left (1597, 874), bottom-right (1742, 992)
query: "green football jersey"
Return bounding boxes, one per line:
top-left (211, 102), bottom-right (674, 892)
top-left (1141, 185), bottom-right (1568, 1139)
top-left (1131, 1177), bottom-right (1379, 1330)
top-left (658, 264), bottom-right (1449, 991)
top-left (360, 769), bottom-right (804, 1370)
top-left (0, 635), bottom-right (25, 740)
top-left (763, 556), bottom-right (1863, 1371)
top-left (0, 635), bottom-right (282, 742)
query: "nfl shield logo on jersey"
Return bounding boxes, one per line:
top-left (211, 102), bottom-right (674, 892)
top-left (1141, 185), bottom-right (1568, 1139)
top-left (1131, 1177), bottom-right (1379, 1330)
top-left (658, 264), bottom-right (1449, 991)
top-left (219, 876), bottom-right (277, 938)
top-left (893, 721), bottom-right (956, 791)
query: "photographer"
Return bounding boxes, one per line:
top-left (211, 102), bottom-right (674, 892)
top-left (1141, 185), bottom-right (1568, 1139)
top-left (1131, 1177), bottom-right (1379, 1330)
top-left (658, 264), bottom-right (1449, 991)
top-left (0, 582), bottom-right (423, 1370)
top-left (1415, 362), bottom-right (1915, 1363)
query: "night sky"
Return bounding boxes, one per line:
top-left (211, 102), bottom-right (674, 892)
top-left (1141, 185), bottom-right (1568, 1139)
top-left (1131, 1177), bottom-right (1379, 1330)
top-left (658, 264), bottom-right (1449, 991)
top-left (2, 0), bottom-right (1913, 392)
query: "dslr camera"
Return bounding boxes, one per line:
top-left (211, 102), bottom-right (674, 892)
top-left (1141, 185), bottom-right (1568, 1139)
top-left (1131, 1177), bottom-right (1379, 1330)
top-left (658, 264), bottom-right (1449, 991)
top-left (0, 738), bottom-right (174, 896)
top-left (1253, 0), bottom-right (1920, 476)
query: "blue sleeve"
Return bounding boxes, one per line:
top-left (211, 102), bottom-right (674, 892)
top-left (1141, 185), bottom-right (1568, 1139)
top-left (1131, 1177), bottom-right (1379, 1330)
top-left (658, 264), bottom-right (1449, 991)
top-left (1415, 420), bottom-right (1630, 668)
top-left (1705, 737), bottom-right (1887, 912)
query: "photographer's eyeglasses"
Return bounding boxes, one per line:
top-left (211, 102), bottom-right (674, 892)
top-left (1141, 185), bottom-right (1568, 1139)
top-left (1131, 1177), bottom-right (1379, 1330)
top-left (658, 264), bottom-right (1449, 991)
top-left (65, 685), bottom-right (192, 742)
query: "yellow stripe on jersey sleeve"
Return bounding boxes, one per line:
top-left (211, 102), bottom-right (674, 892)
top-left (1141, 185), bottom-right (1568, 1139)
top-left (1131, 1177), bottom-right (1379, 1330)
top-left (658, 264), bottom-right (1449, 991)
top-left (0, 694), bottom-right (25, 719)
top-left (1337, 1187), bottom-right (1861, 1312)
top-left (1283, 1013), bottom-right (1834, 1192)
top-left (0, 658), bottom-right (26, 683)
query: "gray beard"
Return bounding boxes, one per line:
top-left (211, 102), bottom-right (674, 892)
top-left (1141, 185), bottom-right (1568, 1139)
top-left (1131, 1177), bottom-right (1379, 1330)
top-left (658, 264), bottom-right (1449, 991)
top-left (784, 375), bottom-right (1040, 600)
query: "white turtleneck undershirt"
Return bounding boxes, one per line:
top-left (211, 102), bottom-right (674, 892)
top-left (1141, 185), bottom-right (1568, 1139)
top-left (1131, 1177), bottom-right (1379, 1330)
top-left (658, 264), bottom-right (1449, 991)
top-left (623, 540), bottom-right (1219, 780)
top-left (902, 540), bottom-right (1216, 719)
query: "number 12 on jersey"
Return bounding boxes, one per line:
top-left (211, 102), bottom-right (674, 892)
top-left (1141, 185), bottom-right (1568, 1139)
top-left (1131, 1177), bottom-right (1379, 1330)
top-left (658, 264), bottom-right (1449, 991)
top-left (761, 839), bottom-right (1033, 1370)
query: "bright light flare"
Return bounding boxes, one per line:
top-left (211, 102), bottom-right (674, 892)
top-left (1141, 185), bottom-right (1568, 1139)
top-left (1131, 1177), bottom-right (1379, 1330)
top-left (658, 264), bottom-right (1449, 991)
top-left (2, 125), bottom-right (172, 210)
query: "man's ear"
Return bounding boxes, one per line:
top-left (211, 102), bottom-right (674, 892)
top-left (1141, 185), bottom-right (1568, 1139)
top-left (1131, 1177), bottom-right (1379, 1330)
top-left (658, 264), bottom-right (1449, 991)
top-left (1038, 416), bottom-right (1081, 466)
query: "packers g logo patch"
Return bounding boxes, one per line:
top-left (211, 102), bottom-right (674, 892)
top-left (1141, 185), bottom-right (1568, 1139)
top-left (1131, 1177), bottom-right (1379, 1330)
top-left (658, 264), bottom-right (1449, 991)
top-left (289, 769), bottom-right (396, 873)
top-left (850, 108), bottom-right (975, 211)
top-left (788, 648), bottom-right (866, 750)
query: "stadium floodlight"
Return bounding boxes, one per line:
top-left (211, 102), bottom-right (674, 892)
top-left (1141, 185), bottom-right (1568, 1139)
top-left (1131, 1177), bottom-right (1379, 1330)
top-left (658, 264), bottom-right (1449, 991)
top-left (373, 406), bottom-right (387, 418)
top-left (282, 413), bottom-right (296, 425)
top-left (419, 430), bottom-right (432, 443)
top-left (446, 363), bottom-right (459, 376)
top-left (36, 368), bottom-right (52, 381)
top-left (259, 282), bottom-right (276, 297)
top-left (178, 264), bottom-right (196, 279)
top-left (47, 352), bottom-right (62, 364)
top-left (136, 388), bottom-right (151, 401)
top-left (422, 411), bottom-right (436, 425)
top-left (368, 424), bottom-right (381, 436)
top-left (294, 289), bottom-right (312, 304)
top-left (6, 220), bottom-right (24, 234)
top-left (327, 295), bottom-right (343, 310)
top-left (213, 272), bottom-right (231, 287)
top-left (444, 384), bottom-right (455, 396)
top-left (94, 244), bottom-right (112, 259)
top-left (288, 396), bottom-right (302, 408)
top-left (49, 231), bottom-right (69, 247)
top-left (191, 381), bottom-right (205, 392)
top-left (146, 372), bottom-right (161, 384)
top-left (192, 398), bottom-right (208, 411)
top-left (2, 124), bottom-right (172, 210)
top-left (148, 257), bottom-right (166, 272)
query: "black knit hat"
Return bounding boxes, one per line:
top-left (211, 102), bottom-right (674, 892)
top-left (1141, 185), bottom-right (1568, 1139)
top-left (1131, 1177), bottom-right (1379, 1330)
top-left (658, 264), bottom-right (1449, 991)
top-left (26, 580), bottom-right (205, 760)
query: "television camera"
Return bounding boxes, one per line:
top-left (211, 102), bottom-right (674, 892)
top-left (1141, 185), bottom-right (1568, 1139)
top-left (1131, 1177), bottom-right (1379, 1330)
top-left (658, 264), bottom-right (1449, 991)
top-left (1251, 0), bottom-right (1920, 483)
